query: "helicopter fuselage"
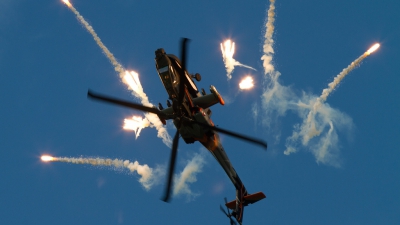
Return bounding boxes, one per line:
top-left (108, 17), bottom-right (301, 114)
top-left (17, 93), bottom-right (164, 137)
top-left (154, 48), bottom-right (245, 189)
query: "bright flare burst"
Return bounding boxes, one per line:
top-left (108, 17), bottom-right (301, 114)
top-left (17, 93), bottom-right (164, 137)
top-left (123, 71), bottom-right (145, 100)
top-left (239, 76), bottom-right (254, 90)
top-left (41, 155), bottom-right (55, 162)
top-left (124, 116), bottom-right (150, 139)
top-left (221, 40), bottom-right (235, 60)
top-left (220, 39), bottom-right (256, 80)
top-left (365, 43), bottom-right (380, 55)
top-left (62, 0), bottom-right (72, 8)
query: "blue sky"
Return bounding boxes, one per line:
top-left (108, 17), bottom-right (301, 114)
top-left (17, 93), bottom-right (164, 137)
top-left (1, 0), bottom-right (399, 224)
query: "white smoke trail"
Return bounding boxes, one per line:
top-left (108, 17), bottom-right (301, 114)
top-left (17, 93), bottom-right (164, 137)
top-left (63, 1), bottom-right (171, 146)
top-left (63, 1), bottom-right (124, 76)
top-left (220, 40), bottom-right (256, 80)
top-left (53, 156), bottom-right (157, 190)
top-left (259, 0), bottom-right (294, 127)
top-left (320, 54), bottom-right (368, 103)
top-left (284, 46), bottom-right (379, 166)
top-left (259, 0), bottom-right (345, 166)
top-left (261, 0), bottom-right (275, 75)
top-left (283, 95), bottom-right (353, 167)
top-left (45, 152), bottom-right (206, 198)
top-left (258, 1), bottom-right (377, 166)
top-left (173, 152), bottom-right (206, 201)
top-left (296, 53), bottom-right (369, 145)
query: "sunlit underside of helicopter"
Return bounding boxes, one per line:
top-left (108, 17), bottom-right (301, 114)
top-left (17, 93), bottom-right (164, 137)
top-left (154, 48), bottom-right (225, 144)
top-left (153, 48), bottom-right (266, 224)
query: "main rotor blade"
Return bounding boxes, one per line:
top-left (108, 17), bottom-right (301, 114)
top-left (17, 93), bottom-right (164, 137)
top-left (194, 121), bottom-right (268, 149)
top-left (87, 90), bottom-right (164, 117)
top-left (177, 38), bottom-right (189, 106)
top-left (162, 129), bottom-right (180, 202)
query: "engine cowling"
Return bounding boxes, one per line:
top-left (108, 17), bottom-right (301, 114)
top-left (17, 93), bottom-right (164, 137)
top-left (192, 85), bottom-right (225, 109)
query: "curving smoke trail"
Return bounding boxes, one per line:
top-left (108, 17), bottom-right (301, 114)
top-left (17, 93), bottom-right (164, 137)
top-left (302, 53), bottom-right (370, 144)
top-left (221, 39), bottom-right (256, 80)
top-left (285, 44), bottom-right (380, 166)
top-left (258, 0), bottom-right (379, 166)
top-left (62, 1), bottom-right (171, 146)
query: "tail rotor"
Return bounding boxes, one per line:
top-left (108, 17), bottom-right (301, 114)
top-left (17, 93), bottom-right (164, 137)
top-left (220, 197), bottom-right (236, 225)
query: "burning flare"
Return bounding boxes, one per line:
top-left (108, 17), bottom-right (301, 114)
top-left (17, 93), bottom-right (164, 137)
top-left (124, 116), bottom-right (150, 138)
top-left (239, 76), bottom-right (254, 90)
top-left (41, 155), bottom-right (55, 162)
top-left (365, 43), bottom-right (380, 55)
top-left (221, 40), bottom-right (235, 60)
top-left (123, 71), bottom-right (146, 100)
top-left (220, 39), bottom-right (256, 80)
top-left (62, 0), bottom-right (72, 8)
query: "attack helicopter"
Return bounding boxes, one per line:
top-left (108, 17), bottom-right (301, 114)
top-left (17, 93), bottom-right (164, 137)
top-left (87, 38), bottom-right (267, 225)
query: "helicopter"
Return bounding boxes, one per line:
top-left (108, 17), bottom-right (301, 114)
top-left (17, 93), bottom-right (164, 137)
top-left (87, 38), bottom-right (267, 225)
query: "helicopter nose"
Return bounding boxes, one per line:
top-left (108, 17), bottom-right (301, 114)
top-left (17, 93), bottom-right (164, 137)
top-left (155, 48), bottom-right (166, 58)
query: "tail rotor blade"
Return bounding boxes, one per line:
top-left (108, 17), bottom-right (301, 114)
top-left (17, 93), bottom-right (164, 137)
top-left (220, 198), bottom-right (237, 225)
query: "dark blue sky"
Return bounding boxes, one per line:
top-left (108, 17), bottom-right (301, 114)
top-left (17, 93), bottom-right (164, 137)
top-left (1, 0), bottom-right (399, 224)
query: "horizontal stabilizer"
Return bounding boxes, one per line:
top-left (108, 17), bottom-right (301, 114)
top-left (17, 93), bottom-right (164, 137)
top-left (244, 191), bottom-right (266, 204)
top-left (226, 191), bottom-right (266, 210)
